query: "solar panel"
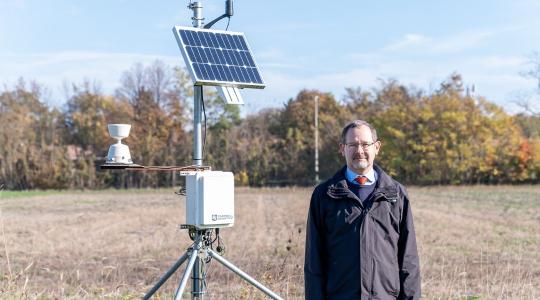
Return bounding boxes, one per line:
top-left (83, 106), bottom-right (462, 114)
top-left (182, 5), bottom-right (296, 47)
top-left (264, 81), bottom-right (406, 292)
top-left (173, 26), bottom-right (265, 89)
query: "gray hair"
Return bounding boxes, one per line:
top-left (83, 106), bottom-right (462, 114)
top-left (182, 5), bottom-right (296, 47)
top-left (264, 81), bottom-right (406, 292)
top-left (340, 120), bottom-right (378, 144)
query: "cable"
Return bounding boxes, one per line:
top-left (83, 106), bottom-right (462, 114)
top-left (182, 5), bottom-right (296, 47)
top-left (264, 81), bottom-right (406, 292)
top-left (202, 230), bottom-right (215, 297)
top-left (202, 248), bottom-right (212, 297)
top-left (215, 228), bottom-right (225, 254)
top-left (201, 88), bottom-right (207, 159)
top-left (226, 17), bottom-right (230, 30)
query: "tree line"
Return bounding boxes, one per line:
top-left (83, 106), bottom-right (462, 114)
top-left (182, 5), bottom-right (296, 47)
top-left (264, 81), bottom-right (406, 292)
top-left (1, 61), bottom-right (539, 190)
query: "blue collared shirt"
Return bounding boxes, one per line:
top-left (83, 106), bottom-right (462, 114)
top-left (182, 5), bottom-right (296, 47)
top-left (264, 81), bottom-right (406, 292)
top-left (346, 167), bottom-right (378, 186)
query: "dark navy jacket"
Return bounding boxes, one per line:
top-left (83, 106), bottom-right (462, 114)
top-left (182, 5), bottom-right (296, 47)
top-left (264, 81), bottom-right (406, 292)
top-left (304, 165), bottom-right (421, 300)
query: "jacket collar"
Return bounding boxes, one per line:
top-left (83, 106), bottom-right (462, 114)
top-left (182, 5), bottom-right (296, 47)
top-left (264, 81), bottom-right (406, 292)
top-left (326, 164), bottom-right (399, 204)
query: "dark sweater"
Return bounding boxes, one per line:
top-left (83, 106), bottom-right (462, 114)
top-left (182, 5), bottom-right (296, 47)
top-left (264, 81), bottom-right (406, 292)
top-left (348, 180), bottom-right (376, 202)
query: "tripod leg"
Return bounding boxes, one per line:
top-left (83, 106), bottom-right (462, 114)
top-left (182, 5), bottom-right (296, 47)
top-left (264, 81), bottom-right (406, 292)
top-left (174, 248), bottom-right (199, 300)
top-left (142, 252), bottom-right (190, 300)
top-left (207, 249), bottom-right (283, 300)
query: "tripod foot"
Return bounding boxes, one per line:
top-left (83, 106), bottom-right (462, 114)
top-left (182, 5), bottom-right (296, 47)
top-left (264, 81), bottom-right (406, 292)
top-left (143, 252), bottom-right (189, 300)
top-left (207, 248), bottom-right (283, 300)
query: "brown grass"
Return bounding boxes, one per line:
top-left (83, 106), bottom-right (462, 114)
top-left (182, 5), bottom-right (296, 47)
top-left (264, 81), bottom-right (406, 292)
top-left (0, 186), bottom-right (539, 299)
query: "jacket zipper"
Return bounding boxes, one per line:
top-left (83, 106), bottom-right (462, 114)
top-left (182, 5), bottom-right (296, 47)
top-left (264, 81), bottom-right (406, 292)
top-left (360, 194), bottom-right (377, 297)
top-left (363, 192), bottom-right (388, 297)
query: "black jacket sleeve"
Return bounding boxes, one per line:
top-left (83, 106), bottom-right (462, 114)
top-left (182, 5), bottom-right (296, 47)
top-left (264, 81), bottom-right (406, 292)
top-left (304, 187), bottom-right (326, 300)
top-left (397, 188), bottom-right (421, 299)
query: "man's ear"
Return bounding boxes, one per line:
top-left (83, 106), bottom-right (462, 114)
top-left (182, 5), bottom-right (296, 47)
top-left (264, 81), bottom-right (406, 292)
top-left (374, 141), bottom-right (381, 155)
top-left (339, 143), bottom-right (345, 157)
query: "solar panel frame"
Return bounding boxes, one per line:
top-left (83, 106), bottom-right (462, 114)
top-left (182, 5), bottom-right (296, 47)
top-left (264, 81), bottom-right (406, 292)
top-left (173, 26), bottom-right (265, 89)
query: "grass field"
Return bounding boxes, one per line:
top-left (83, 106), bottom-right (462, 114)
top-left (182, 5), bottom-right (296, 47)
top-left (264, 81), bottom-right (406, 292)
top-left (0, 186), bottom-right (539, 299)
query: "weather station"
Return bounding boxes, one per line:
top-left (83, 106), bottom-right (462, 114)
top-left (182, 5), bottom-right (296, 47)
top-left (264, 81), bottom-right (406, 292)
top-left (100, 1), bottom-right (282, 299)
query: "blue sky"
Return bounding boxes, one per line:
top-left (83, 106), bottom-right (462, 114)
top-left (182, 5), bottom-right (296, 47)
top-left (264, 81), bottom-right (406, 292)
top-left (1, 0), bottom-right (539, 113)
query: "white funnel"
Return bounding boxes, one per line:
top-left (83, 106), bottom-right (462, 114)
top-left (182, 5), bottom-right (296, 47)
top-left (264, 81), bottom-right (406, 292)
top-left (106, 124), bottom-right (133, 164)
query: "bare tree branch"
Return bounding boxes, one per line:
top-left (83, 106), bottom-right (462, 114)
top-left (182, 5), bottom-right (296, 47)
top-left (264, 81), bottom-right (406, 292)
top-left (515, 52), bottom-right (540, 116)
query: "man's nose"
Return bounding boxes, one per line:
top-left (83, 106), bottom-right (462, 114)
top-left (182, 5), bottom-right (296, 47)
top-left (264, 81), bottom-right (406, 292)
top-left (354, 146), bottom-right (365, 154)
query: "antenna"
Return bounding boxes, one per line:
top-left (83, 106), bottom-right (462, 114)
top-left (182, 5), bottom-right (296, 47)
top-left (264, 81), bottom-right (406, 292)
top-left (204, 0), bottom-right (234, 29)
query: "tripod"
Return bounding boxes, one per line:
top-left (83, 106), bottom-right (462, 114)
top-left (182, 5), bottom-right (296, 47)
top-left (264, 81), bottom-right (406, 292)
top-left (142, 229), bottom-right (283, 299)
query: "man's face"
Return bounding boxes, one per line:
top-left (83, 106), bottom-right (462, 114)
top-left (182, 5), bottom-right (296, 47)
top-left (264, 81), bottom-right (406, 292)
top-left (339, 125), bottom-right (381, 174)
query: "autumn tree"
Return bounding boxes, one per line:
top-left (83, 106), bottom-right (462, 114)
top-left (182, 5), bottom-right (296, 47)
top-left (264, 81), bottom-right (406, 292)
top-left (0, 80), bottom-right (69, 189)
top-left (226, 108), bottom-right (282, 185)
top-left (3, 63), bottom-right (539, 189)
top-left (264, 90), bottom-right (349, 185)
top-left (115, 61), bottom-right (190, 187)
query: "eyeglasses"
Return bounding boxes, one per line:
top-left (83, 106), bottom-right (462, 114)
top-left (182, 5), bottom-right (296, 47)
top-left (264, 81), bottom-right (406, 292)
top-left (344, 141), bottom-right (377, 150)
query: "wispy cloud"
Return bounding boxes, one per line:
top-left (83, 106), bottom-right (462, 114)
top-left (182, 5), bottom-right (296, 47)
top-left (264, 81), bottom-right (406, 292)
top-left (4, 50), bottom-right (525, 109)
top-left (241, 69), bottom-right (373, 112)
top-left (384, 34), bottom-right (429, 51)
top-left (430, 29), bottom-right (497, 53)
top-left (0, 51), bottom-right (180, 74)
top-left (249, 52), bottom-right (533, 114)
top-left (0, 51), bottom-right (183, 105)
top-left (1, 48), bottom-right (530, 113)
top-left (383, 26), bottom-right (523, 55)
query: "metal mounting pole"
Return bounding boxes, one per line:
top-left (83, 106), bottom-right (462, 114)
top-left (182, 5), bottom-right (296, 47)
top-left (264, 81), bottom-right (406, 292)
top-left (189, 1), bottom-right (204, 28)
top-left (193, 87), bottom-right (203, 167)
top-left (190, 3), bottom-right (205, 299)
top-left (190, 1), bottom-right (204, 168)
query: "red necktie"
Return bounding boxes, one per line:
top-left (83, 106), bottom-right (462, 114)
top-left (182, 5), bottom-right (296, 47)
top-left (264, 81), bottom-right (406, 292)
top-left (355, 176), bottom-right (368, 185)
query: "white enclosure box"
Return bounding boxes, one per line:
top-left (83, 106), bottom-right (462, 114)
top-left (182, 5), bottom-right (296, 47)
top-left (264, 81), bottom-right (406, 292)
top-left (185, 171), bottom-right (235, 229)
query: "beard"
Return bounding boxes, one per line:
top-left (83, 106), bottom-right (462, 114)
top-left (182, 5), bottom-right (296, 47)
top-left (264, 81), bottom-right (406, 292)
top-left (351, 158), bottom-right (369, 170)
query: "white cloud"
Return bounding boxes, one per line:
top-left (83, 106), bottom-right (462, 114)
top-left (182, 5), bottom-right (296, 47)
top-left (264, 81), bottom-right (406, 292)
top-left (0, 51), bottom-right (183, 106)
top-left (0, 48), bottom-right (533, 114)
top-left (247, 52), bottom-right (534, 114)
top-left (383, 26), bottom-right (523, 55)
top-left (384, 34), bottom-right (429, 51)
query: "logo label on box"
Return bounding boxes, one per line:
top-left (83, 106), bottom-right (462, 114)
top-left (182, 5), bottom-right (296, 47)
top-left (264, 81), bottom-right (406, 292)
top-left (211, 214), bottom-right (234, 221)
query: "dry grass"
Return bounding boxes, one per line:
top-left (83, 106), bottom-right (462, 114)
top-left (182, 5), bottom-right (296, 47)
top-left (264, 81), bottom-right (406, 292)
top-left (0, 186), bottom-right (539, 299)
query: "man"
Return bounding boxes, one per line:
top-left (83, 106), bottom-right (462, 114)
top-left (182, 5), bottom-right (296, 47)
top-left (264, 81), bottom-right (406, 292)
top-left (304, 120), bottom-right (421, 300)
